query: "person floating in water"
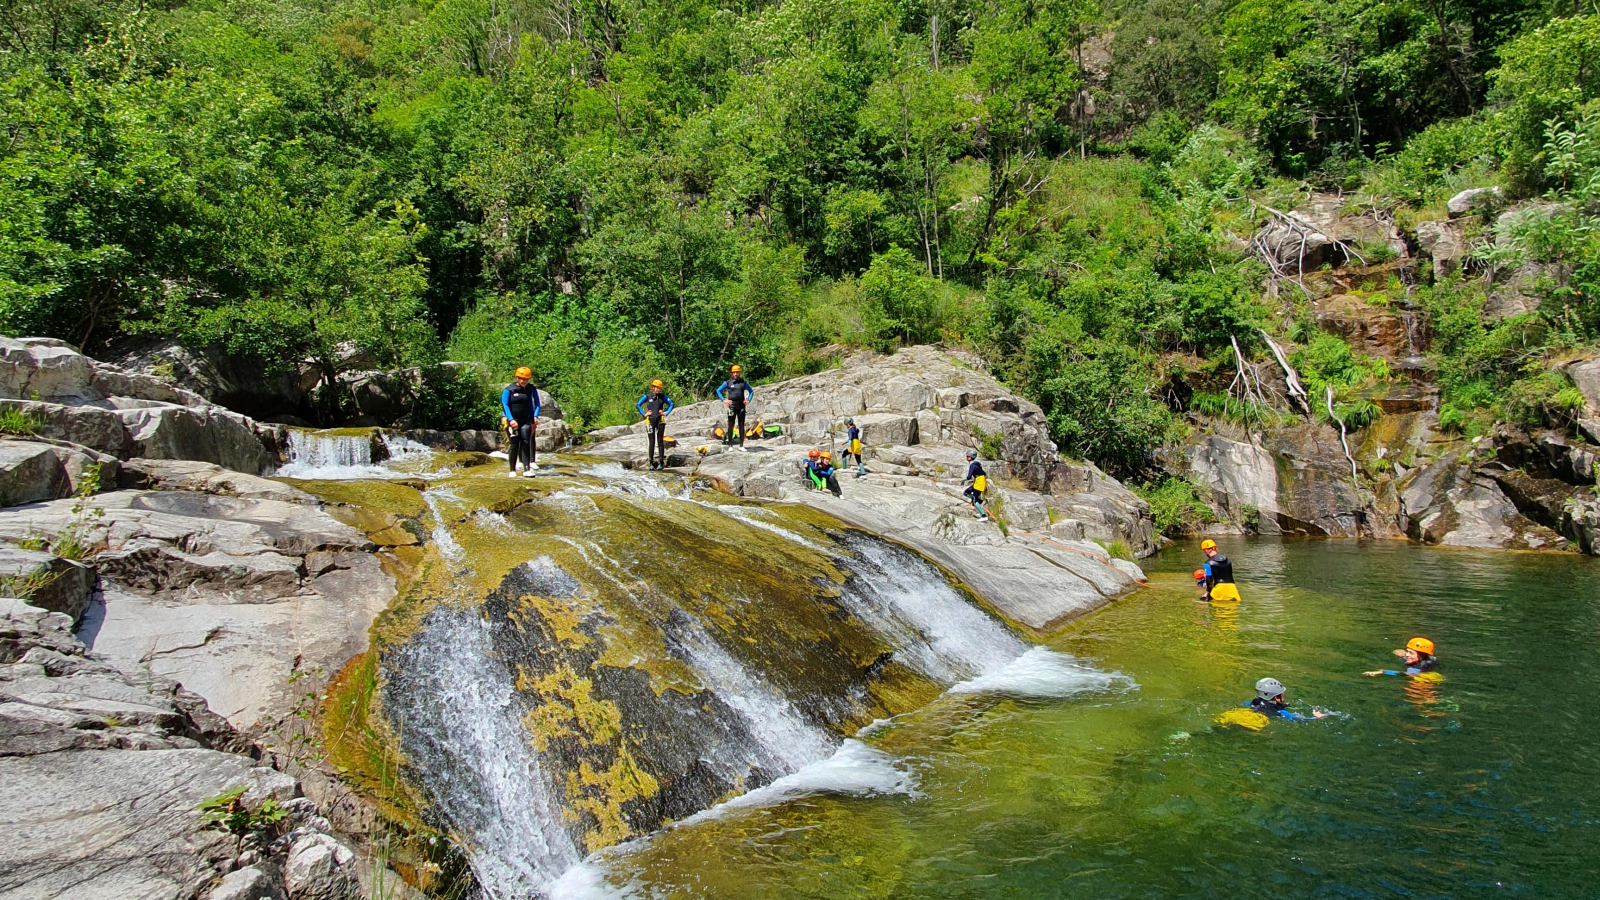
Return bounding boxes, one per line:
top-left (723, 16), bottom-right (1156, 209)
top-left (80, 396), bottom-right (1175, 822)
top-left (840, 418), bottom-right (866, 477)
top-left (1364, 637), bottom-right (1439, 677)
top-left (716, 364), bottom-right (754, 451)
top-left (962, 451), bottom-right (989, 520)
top-left (501, 366), bottom-right (542, 477)
top-left (1199, 539), bottom-right (1239, 602)
top-left (1216, 678), bottom-right (1330, 730)
top-left (636, 379), bottom-right (674, 471)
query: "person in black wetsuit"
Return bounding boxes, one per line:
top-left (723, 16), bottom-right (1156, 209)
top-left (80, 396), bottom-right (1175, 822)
top-left (962, 451), bottom-right (989, 519)
top-left (636, 379), bottom-right (674, 471)
top-left (716, 364), bottom-right (754, 450)
top-left (1199, 539), bottom-right (1238, 601)
top-left (501, 366), bottom-right (542, 477)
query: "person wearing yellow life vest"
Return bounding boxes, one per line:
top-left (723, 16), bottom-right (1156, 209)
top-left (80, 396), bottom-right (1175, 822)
top-left (841, 418), bottom-right (866, 477)
top-left (1199, 539), bottom-right (1240, 602)
top-left (1364, 637), bottom-right (1440, 677)
top-left (962, 451), bottom-right (989, 520)
top-left (500, 366), bottom-right (542, 477)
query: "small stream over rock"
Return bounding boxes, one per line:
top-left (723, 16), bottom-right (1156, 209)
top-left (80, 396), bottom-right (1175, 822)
top-left (285, 451), bottom-right (1113, 897)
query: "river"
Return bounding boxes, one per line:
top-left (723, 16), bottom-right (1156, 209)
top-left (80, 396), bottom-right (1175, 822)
top-left (557, 538), bottom-right (1600, 899)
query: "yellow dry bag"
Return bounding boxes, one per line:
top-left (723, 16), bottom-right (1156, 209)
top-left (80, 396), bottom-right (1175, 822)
top-left (973, 474), bottom-right (987, 493)
top-left (1215, 708), bottom-right (1270, 731)
top-left (1208, 583), bottom-right (1242, 604)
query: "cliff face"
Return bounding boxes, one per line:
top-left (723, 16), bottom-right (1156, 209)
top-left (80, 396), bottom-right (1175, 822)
top-left (1158, 193), bottom-right (1599, 555)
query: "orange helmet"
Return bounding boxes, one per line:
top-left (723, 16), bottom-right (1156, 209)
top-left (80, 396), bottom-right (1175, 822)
top-left (731, 364), bottom-right (742, 373)
top-left (1193, 569), bottom-right (1206, 581)
top-left (514, 366), bottom-right (532, 379)
top-left (1406, 637), bottom-right (1435, 656)
top-left (1200, 539), bottom-right (1217, 551)
top-left (821, 451), bottom-right (832, 459)
top-left (808, 449), bottom-right (820, 459)
top-left (650, 379), bottom-right (664, 388)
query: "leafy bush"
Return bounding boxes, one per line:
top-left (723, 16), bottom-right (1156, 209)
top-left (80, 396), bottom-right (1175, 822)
top-left (0, 407), bottom-right (41, 436)
top-left (410, 365), bottom-right (497, 431)
top-left (1132, 477), bottom-right (1216, 537)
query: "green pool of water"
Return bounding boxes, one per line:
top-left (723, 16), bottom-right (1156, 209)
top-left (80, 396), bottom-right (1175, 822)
top-left (569, 538), bottom-right (1600, 899)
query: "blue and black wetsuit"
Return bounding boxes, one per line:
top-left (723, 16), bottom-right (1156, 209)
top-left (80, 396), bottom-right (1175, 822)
top-left (1204, 554), bottom-right (1235, 593)
top-left (842, 424), bottom-right (863, 472)
top-left (501, 381), bottom-right (542, 470)
top-left (1376, 656), bottom-right (1439, 677)
top-left (1248, 697), bottom-right (1314, 722)
top-left (636, 390), bottom-right (675, 469)
top-left (808, 458), bottom-right (841, 496)
top-left (716, 376), bottom-right (754, 445)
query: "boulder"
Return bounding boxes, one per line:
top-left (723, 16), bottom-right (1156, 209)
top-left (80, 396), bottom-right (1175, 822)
top-left (1255, 214), bottom-right (1336, 271)
top-left (1254, 196), bottom-right (1408, 274)
top-left (1565, 357), bottom-right (1600, 413)
top-left (283, 833), bottom-right (361, 900)
top-left (854, 413), bottom-right (919, 447)
top-left (1313, 294), bottom-right (1418, 359)
top-left (108, 338), bottom-right (302, 420)
top-left (1415, 219), bottom-right (1466, 276)
top-left (208, 865), bottom-right (287, 900)
top-left (1447, 186), bottom-right (1505, 217)
top-left (0, 489), bottom-right (391, 729)
top-left (0, 440), bottom-right (73, 507)
top-left (1185, 426), bottom-right (1373, 536)
top-left (1398, 452), bottom-right (1562, 549)
top-left (0, 338), bottom-right (272, 474)
top-left (119, 458), bottom-right (317, 503)
top-left (0, 546), bottom-right (94, 622)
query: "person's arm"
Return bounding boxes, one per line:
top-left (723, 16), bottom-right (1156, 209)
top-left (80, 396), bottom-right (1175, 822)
top-left (637, 394), bottom-right (649, 416)
top-left (744, 383), bottom-right (755, 402)
top-left (663, 396), bottom-right (674, 415)
top-left (501, 386), bottom-right (514, 421)
top-left (1363, 669), bottom-right (1401, 677)
top-left (716, 381), bottom-right (728, 401)
top-left (531, 389), bottom-right (541, 418)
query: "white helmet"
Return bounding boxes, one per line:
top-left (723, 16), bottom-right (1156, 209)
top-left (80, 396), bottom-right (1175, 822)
top-left (1255, 677), bottom-right (1285, 700)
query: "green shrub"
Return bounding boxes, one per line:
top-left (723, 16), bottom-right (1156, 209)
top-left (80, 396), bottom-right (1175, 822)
top-left (0, 407), bottom-right (41, 436)
top-left (1132, 477), bottom-right (1216, 537)
top-left (410, 365), bottom-right (497, 431)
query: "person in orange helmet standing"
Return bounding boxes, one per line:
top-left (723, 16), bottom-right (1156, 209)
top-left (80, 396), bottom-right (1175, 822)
top-left (501, 366), bottom-right (542, 477)
top-left (716, 364), bottom-right (754, 451)
top-left (636, 379), bottom-right (674, 471)
top-left (1364, 637), bottom-right (1439, 677)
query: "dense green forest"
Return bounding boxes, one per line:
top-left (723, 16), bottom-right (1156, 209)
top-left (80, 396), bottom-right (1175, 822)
top-left (2, 0), bottom-right (1596, 474)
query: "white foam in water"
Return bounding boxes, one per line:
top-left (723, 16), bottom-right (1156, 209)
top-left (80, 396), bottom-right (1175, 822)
top-left (423, 490), bottom-right (465, 562)
top-left (946, 646), bottom-right (1136, 699)
top-left (679, 739), bottom-right (915, 825)
top-left (578, 462), bottom-right (675, 500)
top-left (834, 537), bottom-right (1029, 683)
top-left (672, 622), bottom-right (836, 774)
top-left (471, 508), bottom-right (515, 535)
top-left (393, 610), bottom-right (582, 898)
top-left (716, 506), bottom-right (815, 547)
top-left (275, 431), bottom-right (396, 479)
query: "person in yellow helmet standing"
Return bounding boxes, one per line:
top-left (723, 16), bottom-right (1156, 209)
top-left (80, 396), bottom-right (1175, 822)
top-left (636, 379), bottom-right (675, 471)
top-left (1364, 637), bottom-right (1439, 677)
top-left (1198, 539), bottom-right (1239, 602)
top-left (501, 366), bottom-right (542, 477)
top-left (716, 365), bottom-right (754, 451)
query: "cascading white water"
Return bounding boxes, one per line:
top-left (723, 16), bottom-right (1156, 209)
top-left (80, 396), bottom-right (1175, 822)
top-left (385, 606), bottom-right (583, 898)
top-left (276, 430), bottom-right (387, 479)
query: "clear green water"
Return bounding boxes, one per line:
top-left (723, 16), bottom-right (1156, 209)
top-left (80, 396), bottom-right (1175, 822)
top-left (570, 538), bottom-right (1600, 899)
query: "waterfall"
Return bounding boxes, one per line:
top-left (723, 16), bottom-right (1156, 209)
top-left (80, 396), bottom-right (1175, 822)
top-left (277, 430), bottom-right (386, 479)
top-left (378, 459), bottom-right (1133, 899)
top-left (384, 606), bottom-right (584, 898)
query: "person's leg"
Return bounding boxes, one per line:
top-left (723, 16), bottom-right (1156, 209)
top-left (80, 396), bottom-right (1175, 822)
top-left (725, 411), bottom-right (736, 444)
top-left (518, 423), bottom-right (534, 470)
top-left (509, 429), bottom-right (520, 472)
top-left (652, 422), bottom-right (665, 468)
top-left (827, 474), bottom-right (840, 496)
top-left (528, 421), bottom-right (538, 468)
top-left (734, 407), bottom-right (746, 446)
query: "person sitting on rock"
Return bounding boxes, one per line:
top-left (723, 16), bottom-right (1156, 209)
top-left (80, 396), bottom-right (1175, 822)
top-left (840, 418), bottom-right (866, 477)
top-left (716, 364), bottom-right (754, 451)
top-left (1364, 637), bottom-right (1439, 677)
top-left (1199, 539), bottom-right (1239, 602)
top-left (636, 379), bottom-right (674, 471)
top-left (962, 451), bottom-right (989, 520)
top-left (808, 450), bottom-right (842, 497)
top-left (501, 366), bottom-right (542, 477)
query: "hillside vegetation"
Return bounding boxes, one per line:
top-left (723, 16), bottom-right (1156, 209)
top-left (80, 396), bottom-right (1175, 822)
top-left (1, 0), bottom-right (1596, 471)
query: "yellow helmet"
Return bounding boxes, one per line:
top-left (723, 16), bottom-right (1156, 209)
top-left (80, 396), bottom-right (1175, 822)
top-left (650, 379), bottom-right (664, 388)
top-left (1200, 539), bottom-right (1217, 551)
top-left (1406, 637), bottom-right (1435, 656)
top-left (514, 366), bottom-right (532, 379)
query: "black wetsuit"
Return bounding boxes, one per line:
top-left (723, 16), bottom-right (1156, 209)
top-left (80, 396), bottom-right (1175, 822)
top-left (501, 382), bottom-right (541, 471)
top-left (1203, 554), bottom-right (1235, 593)
top-left (808, 460), bottom-right (841, 496)
top-left (717, 376), bottom-right (753, 445)
top-left (636, 391), bottom-right (674, 468)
